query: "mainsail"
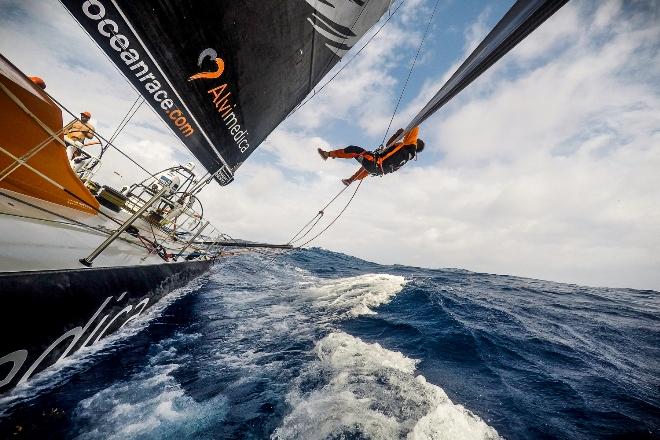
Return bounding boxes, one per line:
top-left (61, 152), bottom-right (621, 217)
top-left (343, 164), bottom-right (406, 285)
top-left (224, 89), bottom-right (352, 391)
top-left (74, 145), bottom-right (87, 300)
top-left (61, 0), bottom-right (392, 184)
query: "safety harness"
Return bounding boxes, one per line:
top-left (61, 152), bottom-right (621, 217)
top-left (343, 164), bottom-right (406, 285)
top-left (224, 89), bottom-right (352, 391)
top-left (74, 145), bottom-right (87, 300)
top-left (370, 142), bottom-right (416, 175)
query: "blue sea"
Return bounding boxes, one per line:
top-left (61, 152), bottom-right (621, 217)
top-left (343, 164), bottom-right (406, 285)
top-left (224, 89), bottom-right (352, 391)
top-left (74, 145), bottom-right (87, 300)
top-left (0, 249), bottom-right (658, 439)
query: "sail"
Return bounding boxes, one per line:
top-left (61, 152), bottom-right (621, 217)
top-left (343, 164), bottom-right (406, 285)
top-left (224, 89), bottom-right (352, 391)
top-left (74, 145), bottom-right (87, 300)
top-left (404, 0), bottom-right (569, 133)
top-left (61, 0), bottom-right (392, 184)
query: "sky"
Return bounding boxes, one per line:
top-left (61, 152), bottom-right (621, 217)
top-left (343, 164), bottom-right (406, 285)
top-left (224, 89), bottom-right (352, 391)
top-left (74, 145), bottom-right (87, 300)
top-left (0, 0), bottom-right (659, 290)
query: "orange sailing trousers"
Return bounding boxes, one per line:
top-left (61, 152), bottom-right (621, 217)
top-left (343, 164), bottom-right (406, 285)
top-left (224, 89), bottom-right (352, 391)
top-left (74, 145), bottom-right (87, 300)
top-left (328, 146), bottom-right (374, 181)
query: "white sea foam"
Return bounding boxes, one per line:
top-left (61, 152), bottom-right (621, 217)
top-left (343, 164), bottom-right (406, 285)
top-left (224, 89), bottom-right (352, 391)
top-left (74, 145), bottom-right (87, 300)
top-left (307, 273), bottom-right (407, 317)
top-left (72, 335), bottom-right (228, 439)
top-left (273, 332), bottom-right (501, 440)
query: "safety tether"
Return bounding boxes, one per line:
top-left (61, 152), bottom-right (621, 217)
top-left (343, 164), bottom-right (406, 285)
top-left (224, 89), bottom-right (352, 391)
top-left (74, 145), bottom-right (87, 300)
top-left (287, 183), bottom-right (351, 246)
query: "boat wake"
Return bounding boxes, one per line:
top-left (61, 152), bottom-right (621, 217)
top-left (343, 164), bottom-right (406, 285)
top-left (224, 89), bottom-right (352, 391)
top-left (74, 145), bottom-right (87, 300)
top-left (274, 331), bottom-right (500, 440)
top-left (72, 333), bottom-right (229, 440)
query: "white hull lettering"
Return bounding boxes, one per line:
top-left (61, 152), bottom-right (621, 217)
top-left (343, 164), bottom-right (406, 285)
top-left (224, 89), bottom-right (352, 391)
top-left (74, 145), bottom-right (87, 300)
top-left (0, 293), bottom-right (153, 391)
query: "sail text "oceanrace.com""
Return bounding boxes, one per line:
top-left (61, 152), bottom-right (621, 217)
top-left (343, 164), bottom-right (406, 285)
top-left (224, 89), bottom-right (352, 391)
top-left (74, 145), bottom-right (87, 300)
top-left (79, 0), bottom-right (195, 138)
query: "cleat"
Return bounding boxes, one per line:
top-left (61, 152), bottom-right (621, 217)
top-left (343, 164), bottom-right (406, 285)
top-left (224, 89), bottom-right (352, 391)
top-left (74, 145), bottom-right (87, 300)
top-left (317, 148), bottom-right (329, 160)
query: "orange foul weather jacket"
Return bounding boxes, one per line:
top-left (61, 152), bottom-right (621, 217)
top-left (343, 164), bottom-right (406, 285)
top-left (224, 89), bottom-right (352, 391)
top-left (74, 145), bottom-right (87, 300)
top-left (329, 126), bottom-right (420, 181)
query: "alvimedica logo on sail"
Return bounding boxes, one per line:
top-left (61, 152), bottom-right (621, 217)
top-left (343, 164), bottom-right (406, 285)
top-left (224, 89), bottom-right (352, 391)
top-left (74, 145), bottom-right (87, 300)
top-left (69, 0), bottom-right (250, 156)
top-left (188, 52), bottom-right (250, 154)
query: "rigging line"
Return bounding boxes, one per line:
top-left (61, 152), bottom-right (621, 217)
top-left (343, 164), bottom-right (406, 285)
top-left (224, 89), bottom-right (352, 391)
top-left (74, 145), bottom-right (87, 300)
top-left (46, 91), bottom-right (160, 181)
top-left (114, 98), bottom-right (143, 141)
top-left (287, 212), bottom-right (322, 245)
top-left (257, 183), bottom-right (353, 270)
top-left (100, 97), bottom-right (143, 160)
top-left (107, 96), bottom-right (141, 144)
top-left (289, 0), bottom-right (406, 117)
top-left (297, 179), bottom-right (363, 248)
top-left (286, 183), bottom-right (350, 244)
top-left (104, 96), bottom-right (144, 152)
top-left (381, 0), bottom-right (441, 145)
top-left (288, 214), bottom-right (325, 246)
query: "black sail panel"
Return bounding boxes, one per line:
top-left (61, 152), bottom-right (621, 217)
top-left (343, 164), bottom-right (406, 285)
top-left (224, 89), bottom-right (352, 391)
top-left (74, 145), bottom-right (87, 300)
top-left (405, 0), bottom-right (569, 133)
top-left (61, 0), bottom-right (391, 184)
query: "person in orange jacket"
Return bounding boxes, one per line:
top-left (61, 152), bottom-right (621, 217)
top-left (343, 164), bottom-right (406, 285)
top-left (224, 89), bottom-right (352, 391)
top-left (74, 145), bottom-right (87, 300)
top-left (63, 111), bottom-right (100, 162)
top-left (318, 127), bottom-right (424, 185)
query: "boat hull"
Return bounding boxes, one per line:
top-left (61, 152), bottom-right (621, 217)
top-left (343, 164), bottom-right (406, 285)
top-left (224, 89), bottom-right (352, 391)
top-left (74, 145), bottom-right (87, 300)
top-left (0, 259), bottom-right (212, 394)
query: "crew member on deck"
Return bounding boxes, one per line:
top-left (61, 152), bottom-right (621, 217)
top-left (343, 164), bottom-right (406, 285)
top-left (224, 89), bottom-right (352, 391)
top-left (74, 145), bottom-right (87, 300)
top-left (63, 111), bottom-right (100, 162)
top-left (29, 76), bottom-right (47, 90)
top-left (317, 127), bottom-right (424, 186)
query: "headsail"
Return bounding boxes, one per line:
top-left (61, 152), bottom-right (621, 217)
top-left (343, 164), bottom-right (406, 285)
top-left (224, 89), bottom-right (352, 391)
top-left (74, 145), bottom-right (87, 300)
top-left (61, 0), bottom-right (392, 185)
top-left (403, 0), bottom-right (569, 133)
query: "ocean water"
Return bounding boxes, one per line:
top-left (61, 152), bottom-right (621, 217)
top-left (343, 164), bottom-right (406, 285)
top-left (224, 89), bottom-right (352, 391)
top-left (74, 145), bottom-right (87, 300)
top-left (0, 248), bottom-right (658, 439)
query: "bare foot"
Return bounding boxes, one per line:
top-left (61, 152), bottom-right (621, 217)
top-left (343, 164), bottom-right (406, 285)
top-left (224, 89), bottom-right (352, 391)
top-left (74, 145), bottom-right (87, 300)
top-left (317, 148), bottom-right (329, 160)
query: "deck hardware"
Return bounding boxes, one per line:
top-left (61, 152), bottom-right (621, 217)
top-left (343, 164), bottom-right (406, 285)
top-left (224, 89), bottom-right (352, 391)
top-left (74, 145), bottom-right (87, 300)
top-left (79, 186), bottom-right (169, 267)
top-left (174, 220), bottom-right (209, 261)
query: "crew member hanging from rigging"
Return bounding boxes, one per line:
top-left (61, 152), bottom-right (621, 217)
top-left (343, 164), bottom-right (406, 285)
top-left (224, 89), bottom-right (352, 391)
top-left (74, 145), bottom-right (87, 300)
top-left (317, 127), bottom-right (424, 186)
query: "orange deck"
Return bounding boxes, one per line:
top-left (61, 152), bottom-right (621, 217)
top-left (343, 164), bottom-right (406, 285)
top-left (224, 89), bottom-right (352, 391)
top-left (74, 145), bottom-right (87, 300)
top-left (0, 54), bottom-right (100, 215)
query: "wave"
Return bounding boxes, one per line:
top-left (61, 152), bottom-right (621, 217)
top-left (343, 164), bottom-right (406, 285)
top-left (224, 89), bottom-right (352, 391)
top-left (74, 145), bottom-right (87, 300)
top-left (273, 332), bottom-right (501, 440)
top-left (71, 333), bottom-right (228, 439)
top-left (306, 273), bottom-right (407, 317)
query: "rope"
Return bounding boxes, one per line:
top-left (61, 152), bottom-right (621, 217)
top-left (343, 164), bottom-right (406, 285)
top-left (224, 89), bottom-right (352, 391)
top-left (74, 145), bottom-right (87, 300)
top-left (287, 184), bottom-right (350, 245)
top-left (296, 179), bottom-right (363, 248)
top-left (381, 0), bottom-right (441, 145)
top-left (102, 95), bottom-right (144, 157)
